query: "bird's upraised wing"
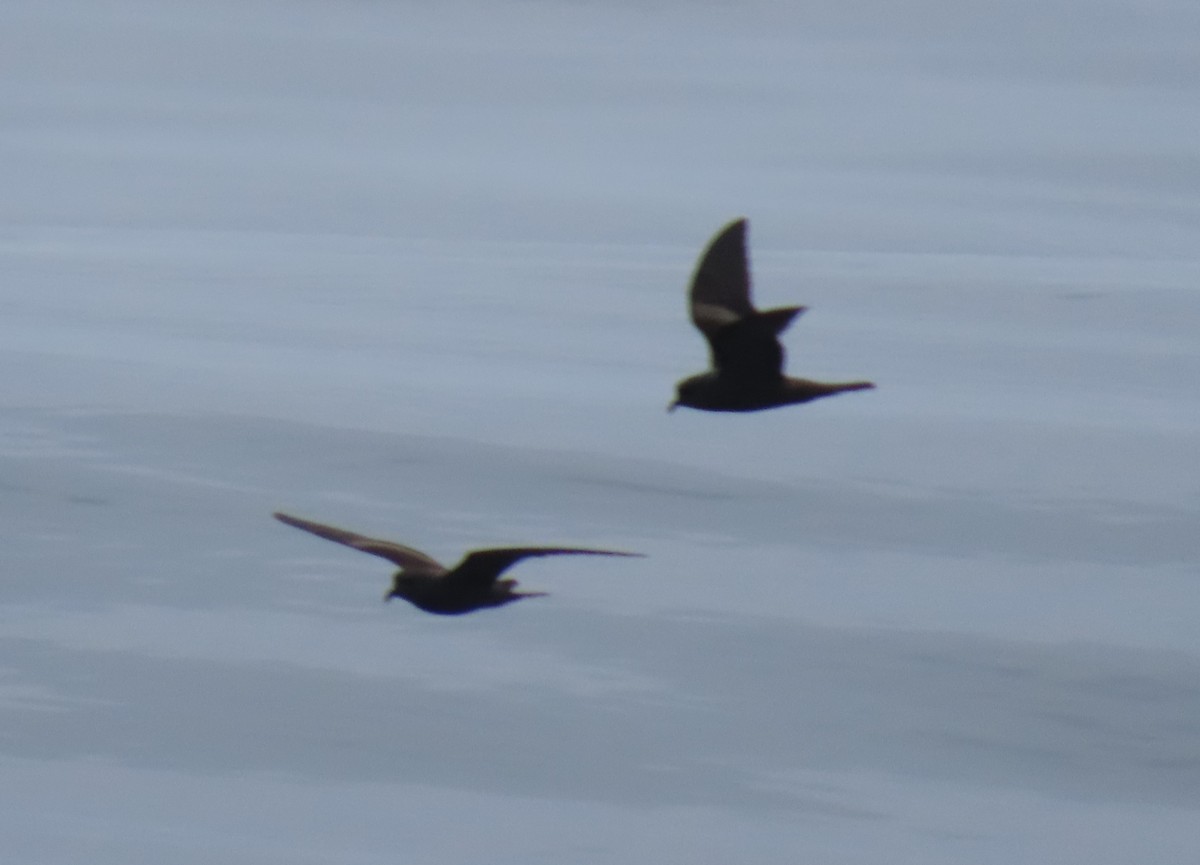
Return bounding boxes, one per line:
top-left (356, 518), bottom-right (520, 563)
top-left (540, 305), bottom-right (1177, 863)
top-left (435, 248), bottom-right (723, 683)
top-left (448, 547), bottom-right (643, 589)
top-left (273, 512), bottom-right (446, 573)
top-left (689, 219), bottom-right (807, 383)
top-left (689, 218), bottom-right (756, 337)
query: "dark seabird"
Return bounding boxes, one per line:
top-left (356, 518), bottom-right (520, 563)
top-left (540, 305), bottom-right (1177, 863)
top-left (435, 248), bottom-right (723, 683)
top-left (670, 218), bottom-right (875, 412)
top-left (273, 512), bottom-right (642, 615)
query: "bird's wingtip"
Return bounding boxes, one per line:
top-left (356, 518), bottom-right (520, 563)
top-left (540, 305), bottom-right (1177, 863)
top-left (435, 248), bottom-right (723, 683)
top-left (723, 216), bottom-right (749, 234)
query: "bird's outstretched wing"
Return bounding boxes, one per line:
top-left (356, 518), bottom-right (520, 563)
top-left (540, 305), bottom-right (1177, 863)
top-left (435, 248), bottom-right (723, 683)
top-left (689, 218), bottom-right (755, 337)
top-left (273, 512), bottom-right (446, 573)
top-left (448, 547), bottom-right (644, 589)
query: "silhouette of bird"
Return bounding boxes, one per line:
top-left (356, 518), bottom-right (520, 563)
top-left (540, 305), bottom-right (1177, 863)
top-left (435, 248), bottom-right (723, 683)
top-left (273, 512), bottom-right (642, 615)
top-left (670, 218), bottom-right (875, 412)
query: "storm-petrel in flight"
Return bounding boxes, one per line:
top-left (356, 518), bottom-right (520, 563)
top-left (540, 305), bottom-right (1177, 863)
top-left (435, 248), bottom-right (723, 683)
top-left (273, 512), bottom-right (642, 615)
top-left (670, 218), bottom-right (874, 412)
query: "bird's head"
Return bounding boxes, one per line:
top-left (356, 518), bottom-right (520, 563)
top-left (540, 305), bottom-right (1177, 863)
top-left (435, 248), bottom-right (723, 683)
top-left (669, 374), bottom-right (710, 412)
top-left (384, 571), bottom-right (419, 602)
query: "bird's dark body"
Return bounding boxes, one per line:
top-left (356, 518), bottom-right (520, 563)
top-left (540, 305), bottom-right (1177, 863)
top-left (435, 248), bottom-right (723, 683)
top-left (671, 218), bottom-right (874, 413)
top-left (674, 371), bottom-right (874, 412)
top-left (273, 512), bottom-right (638, 615)
top-left (388, 575), bottom-right (545, 615)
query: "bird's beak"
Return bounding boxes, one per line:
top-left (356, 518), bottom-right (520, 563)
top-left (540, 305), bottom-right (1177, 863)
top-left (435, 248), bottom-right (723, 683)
top-left (383, 590), bottom-right (394, 603)
top-left (667, 400), bottom-right (678, 413)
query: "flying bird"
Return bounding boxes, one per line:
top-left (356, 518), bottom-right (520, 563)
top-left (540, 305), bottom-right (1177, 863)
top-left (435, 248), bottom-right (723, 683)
top-left (670, 218), bottom-right (875, 412)
top-left (273, 511), bottom-right (642, 615)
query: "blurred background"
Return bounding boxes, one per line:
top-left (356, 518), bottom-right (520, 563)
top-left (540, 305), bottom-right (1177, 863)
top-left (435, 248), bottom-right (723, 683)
top-left (2, 1), bottom-right (1198, 862)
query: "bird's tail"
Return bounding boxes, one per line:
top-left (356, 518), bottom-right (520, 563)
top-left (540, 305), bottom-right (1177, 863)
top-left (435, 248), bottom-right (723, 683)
top-left (498, 578), bottom-right (549, 600)
top-left (784, 378), bottom-right (876, 404)
top-left (823, 380), bottom-right (876, 395)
